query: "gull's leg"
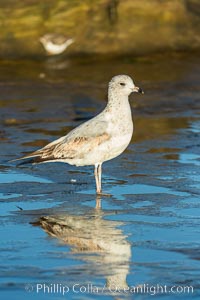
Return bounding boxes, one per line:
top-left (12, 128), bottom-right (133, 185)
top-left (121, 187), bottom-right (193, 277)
top-left (97, 163), bottom-right (102, 194)
top-left (95, 163), bottom-right (111, 196)
top-left (94, 163), bottom-right (101, 194)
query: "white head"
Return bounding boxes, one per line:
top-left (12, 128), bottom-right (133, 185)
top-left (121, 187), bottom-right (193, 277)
top-left (109, 75), bottom-right (144, 97)
top-left (39, 36), bottom-right (47, 46)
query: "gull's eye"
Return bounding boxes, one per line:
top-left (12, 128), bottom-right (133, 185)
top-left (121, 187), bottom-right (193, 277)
top-left (120, 82), bottom-right (125, 86)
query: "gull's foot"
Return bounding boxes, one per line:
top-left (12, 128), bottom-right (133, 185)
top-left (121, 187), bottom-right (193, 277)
top-left (96, 192), bottom-right (112, 197)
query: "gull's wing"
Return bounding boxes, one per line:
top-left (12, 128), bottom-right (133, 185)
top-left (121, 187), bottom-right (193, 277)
top-left (15, 116), bottom-right (110, 163)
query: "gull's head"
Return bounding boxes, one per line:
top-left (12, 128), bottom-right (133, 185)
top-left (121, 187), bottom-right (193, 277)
top-left (109, 75), bottom-right (144, 96)
top-left (39, 37), bottom-right (45, 45)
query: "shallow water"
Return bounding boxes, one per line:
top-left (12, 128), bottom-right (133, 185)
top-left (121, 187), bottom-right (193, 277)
top-left (0, 53), bottom-right (200, 299)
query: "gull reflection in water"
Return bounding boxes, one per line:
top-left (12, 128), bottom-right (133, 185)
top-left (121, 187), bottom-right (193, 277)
top-left (34, 197), bottom-right (131, 290)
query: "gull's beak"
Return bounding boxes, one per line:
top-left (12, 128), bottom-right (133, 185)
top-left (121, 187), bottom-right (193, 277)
top-left (133, 86), bottom-right (144, 94)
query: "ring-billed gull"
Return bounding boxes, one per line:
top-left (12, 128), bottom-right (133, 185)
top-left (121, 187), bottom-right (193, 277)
top-left (13, 75), bottom-right (144, 194)
top-left (40, 34), bottom-right (74, 56)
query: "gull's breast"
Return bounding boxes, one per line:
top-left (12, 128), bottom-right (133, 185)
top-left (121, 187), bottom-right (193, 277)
top-left (102, 117), bottom-right (134, 161)
top-left (104, 131), bottom-right (133, 160)
top-left (86, 131), bottom-right (133, 165)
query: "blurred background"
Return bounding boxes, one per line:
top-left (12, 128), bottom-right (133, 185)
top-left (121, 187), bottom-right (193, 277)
top-left (0, 0), bottom-right (200, 58)
top-left (1, 1), bottom-right (200, 300)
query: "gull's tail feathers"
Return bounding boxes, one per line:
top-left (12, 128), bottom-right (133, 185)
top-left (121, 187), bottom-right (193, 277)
top-left (9, 154), bottom-right (45, 165)
top-left (9, 135), bottom-right (66, 165)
